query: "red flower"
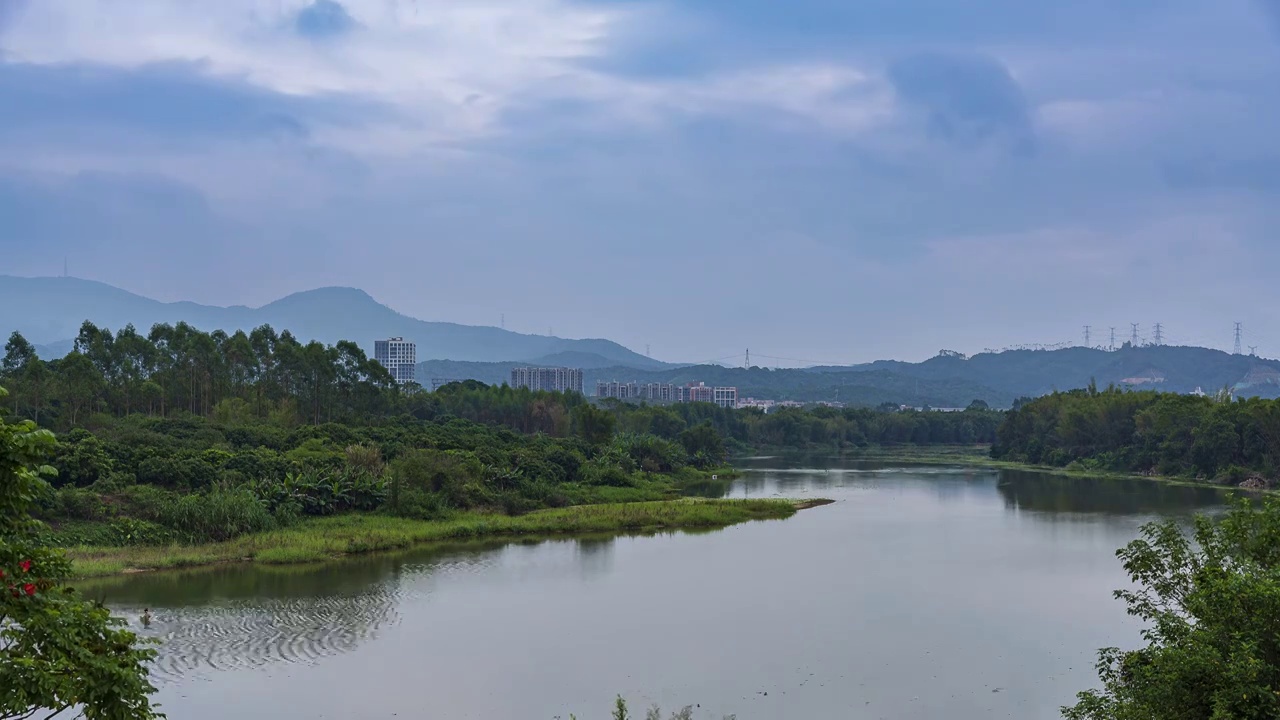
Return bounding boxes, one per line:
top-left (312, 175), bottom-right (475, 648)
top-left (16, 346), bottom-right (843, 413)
top-left (19, 560), bottom-right (31, 573)
top-left (0, 569), bottom-right (5, 578)
top-left (23, 583), bottom-right (36, 596)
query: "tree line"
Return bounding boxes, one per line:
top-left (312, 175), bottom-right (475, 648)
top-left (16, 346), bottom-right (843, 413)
top-left (992, 384), bottom-right (1280, 481)
top-left (3, 322), bottom-right (400, 427)
top-left (3, 322), bottom-right (1003, 451)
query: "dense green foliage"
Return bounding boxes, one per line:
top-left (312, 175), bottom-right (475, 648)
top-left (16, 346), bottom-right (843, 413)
top-left (1, 321), bottom-right (996, 557)
top-left (1066, 498), bottom-right (1280, 719)
top-left (3, 322), bottom-right (400, 426)
top-left (0, 394), bottom-right (160, 720)
top-left (993, 386), bottom-right (1280, 481)
top-left (599, 399), bottom-right (1000, 450)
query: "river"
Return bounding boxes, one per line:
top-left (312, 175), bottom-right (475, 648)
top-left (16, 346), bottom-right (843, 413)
top-left (77, 457), bottom-right (1230, 719)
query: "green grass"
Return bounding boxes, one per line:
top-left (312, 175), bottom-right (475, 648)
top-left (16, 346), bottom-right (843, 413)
top-left (66, 499), bottom-right (811, 578)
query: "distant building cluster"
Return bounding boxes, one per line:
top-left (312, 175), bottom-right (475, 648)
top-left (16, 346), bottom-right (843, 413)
top-left (736, 398), bottom-right (807, 412)
top-left (595, 380), bottom-right (738, 409)
top-left (374, 337), bottom-right (416, 386)
top-left (510, 366), bottom-right (584, 394)
top-left (596, 381), bottom-right (679, 402)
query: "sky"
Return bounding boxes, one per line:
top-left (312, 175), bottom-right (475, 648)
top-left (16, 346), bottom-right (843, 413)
top-left (3, 0), bottom-right (1280, 364)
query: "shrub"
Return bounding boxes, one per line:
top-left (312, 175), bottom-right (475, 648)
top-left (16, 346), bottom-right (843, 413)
top-left (136, 453), bottom-right (218, 490)
top-left (52, 430), bottom-right (115, 487)
top-left (53, 487), bottom-right (105, 520)
top-left (389, 488), bottom-right (447, 520)
top-left (345, 443), bottom-right (385, 476)
top-left (153, 490), bottom-right (275, 543)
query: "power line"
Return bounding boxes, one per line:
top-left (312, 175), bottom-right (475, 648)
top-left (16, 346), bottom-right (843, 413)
top-left (1234, 322), bottom-right (1243, 355)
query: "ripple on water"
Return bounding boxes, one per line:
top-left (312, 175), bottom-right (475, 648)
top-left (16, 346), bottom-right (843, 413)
top-left (130, 590), bottom-right (401, 684)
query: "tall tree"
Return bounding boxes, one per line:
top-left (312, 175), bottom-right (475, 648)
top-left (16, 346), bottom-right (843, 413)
top-left (56, 352), bottom-right (105, 426)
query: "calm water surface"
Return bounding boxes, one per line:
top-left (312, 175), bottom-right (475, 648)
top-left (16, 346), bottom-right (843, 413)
top-left (79, 459), bottom-right (1230, 719)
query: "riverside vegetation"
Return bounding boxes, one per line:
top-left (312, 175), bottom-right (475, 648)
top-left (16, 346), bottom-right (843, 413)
top-left (993, 384), bottom-right (1280, 486)
top-left (1, 322), bottom-right (831, 578)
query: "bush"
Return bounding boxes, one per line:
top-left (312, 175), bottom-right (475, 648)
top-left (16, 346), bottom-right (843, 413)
top-left (153, 490), bottom-right (276, 543)
top-left (388, 488), bottom-right (447, 520)
top-left (582, 461), bottom-right (634, 488)
top-left (53, 487), bottom-right (106, 520)
top-left (614, 434), bottom-right (684, 474)
top-left (53, 430), bottom-right (115, 487)
top-left (136, 453), bottom-right (218, 489)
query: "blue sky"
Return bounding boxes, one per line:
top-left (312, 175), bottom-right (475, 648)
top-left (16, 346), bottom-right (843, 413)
top-left (3, 0), bottom-right (1280, 363)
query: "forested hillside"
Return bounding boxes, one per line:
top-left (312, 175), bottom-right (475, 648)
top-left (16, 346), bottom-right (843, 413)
top-left (422, 360), bottom-right (1009, 408)
top-left (426, 345), bottom-right (1280, 407)
top-left (818, 345), bottom-right (1280, 400)
top-left (993, 386), bottom-right (1280, 483)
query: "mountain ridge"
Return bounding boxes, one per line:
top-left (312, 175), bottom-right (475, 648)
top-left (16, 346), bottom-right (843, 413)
top-left (422, 345), bottom-right (1280, 406)
top-left (0, 275), bottom-right (665, 368)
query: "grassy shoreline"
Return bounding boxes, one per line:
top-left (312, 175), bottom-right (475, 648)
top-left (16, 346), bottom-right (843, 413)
top-left (66, 498), bottom-right (821, 579)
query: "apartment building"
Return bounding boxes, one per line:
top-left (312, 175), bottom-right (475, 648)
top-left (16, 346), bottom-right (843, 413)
top-left (374, 337), bottom-right (417, 385)
top-left (511, 366), bottom-right (584, 394)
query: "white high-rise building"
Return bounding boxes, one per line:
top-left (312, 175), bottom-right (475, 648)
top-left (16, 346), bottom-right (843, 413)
top-left (374, 337), bottom-right (417, 386)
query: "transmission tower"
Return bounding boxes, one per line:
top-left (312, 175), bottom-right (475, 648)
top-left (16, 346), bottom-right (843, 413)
top-left (1130, 323), bottom-right (1140, 347)
top-left (1249, 345), bottom-right (1258, 357)
top-left (745, 348), bottom-right (750, 369)
top-left (1109, 327), bottom-right (1117, 351)
top-left (1153, 323), bottom-right (1164, 346)
top-left (1234, 322), bottom-right (1243, 355)
top-left (1083, 325), bottom-right (1091, 348)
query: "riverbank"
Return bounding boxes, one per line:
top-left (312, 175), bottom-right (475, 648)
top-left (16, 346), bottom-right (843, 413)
top-left (818, 445), bottom-right (1263, 492)
top-left (66, 498), bottom-right (817, 579)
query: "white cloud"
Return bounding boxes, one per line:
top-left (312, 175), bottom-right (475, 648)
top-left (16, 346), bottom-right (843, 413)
top-left (0, 0), bottom-right (894, 150)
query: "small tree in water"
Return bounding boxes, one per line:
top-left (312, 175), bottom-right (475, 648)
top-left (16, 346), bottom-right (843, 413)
top-left (1065, 496), bottom-right (1280, 719)
top-left (0, 388), bottom-right (161, 720)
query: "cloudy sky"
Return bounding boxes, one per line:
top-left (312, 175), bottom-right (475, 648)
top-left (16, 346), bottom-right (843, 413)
top-left (3, 0), bottom-right (1280, 364)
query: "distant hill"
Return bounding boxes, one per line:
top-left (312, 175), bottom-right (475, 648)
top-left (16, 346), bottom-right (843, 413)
top-left (1, 276), bottom-right (665, 368)
top-left (421, 360), bottom-right (1008, 408)
top-left (808, 345), bottom-right (1280, 400)
top-left (426, 345), bottom-right (1280, 406)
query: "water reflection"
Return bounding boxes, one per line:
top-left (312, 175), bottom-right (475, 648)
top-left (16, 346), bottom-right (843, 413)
top-left (574, 537), bottom-right (616, 579)
top-left (732, 456), bottom-right (1232, 520)
top-left (89, 459), bottom-right (1240, 720)
top-left (996, 470), bottom-right (1229, 516)
top-left (79, 535), bottom-right (648, 683)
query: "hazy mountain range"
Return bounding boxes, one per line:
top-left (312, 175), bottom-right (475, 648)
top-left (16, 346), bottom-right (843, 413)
top-left (1, 276), bottom-right (664, 368)
top-left (423, 344), bottom-right (1280, 408)
top-left (7, 275), bottom-right (1278, 407)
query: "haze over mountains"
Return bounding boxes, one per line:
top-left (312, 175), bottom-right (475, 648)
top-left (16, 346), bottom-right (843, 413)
top-left (1, 276), bottom-right (663, 368)
top-left (7, 275), bottom-right (1279, 408)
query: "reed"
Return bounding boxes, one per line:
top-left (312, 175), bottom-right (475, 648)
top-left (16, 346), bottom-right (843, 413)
top-left (67, 499), bottom-right (811, 578)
